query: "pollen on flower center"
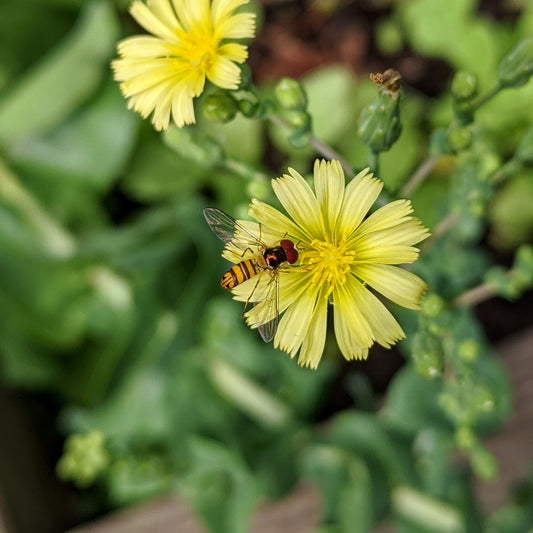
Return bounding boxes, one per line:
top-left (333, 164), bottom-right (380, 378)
top-left (302, 239), bottom-right (355, 295)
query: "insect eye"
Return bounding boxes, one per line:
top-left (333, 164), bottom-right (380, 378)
top-left (285, 248), bottom-right (298, 264)
top-left (280, 239), bottom-right (294, 251)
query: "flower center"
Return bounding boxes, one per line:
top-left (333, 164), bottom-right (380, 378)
top-left (172, 26), bottom-right (218, 71)
top-left (300, 239), bottom-right (355, 296)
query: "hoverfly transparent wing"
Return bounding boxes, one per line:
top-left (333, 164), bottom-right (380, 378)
top-left (244, 270), bottom-right (280, 343)
top-left (203, 207), bottom-right (266, 248)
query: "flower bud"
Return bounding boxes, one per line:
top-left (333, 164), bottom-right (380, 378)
top-left (457, 339), bottom-right (480, 363)
top-left (274, 78), bottom-right (308, 111)
top-left (358, 71), bottom-right (402, 153)
top-left (412, 331), bottom-right (443, 379)
top-left (238, 97), bottom-right (261, 118)
top-left (470, 442), bottom-right (498, 480)
top-left (514, 245), bottom-right (533, 285)
top-left (281, 109), bottom-right (312, 149)
top-left (451, 71), bottom-right (478, 101)
top-left (420, 293), bottom-right (445, 318)
top-left (456, 426), bottom-right (476, 450)
top-left (485, 266), bottom-right (519, 299)
top-left (202, 91), bottom-right (238, 123)
top-left (498, 35), bottom-right (533, 88)
top-left (56, 430), bottom-right (109, 488)
top-left (447, 126), bottom-right (473, 153)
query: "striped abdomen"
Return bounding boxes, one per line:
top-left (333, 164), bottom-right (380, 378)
top-left (221, 259), bottom-right (260, 289)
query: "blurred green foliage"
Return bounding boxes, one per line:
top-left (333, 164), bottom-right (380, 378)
top-left (1, 1), bottom-right (533, 532)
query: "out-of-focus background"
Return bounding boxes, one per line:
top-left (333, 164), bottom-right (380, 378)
top-left (1, 0), bottom-right (533, 532)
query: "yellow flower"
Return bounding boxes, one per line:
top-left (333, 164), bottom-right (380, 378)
top-left (231, 160), bottom-right (430, 369)
top-left (112, 0), bottom-right (255, 130)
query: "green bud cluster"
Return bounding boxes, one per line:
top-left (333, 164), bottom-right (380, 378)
top-left (484, 245), bottom-right (533, 299)
top-left (457, 339), bottom-right (480, 363)
top-left (439, 379), bottom-right (495, 427)
top-left (446, 126), bottom-right (473, 153)
top-left (202, 91), bottom-right (238, 123)
top-left (470, 441), bottom-right (498, 480)
top-left (450, 71), bottom-right (478, 125)
top-left (498, 35), bottom-right (533, 88)
top-left (412, 331), bottom-right (444, 379)
top-left (56, 430), bottom-right (110, 488)
top-left (456, 427), bottom-right (497, 480)
top-left (274, 78), bottom-right (313, 148)
top-left (274, 78), bottom-right (308, 111)
top-left (273, 78), bottom-right (312, 149)
top-left (451, 71), bottom-right (478, 102)
top-left (358, 84), bottom-right (402, 153)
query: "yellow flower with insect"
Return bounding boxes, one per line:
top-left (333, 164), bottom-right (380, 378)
top-left (205, 160), bottom-right (430, 369)
top-left (112, 0), bottom-right (255, 130)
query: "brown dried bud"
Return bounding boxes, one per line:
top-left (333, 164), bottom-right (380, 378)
top-left (369, 69), bottom-right (402, 96)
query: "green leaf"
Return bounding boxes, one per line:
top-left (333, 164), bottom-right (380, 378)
top-left (178, 437), bottom-right (259, 533)
top-left (301, 444), bottom-right (373, 532)
top-left (0, 1), bottom-right (119, 143)
top-left (382, 365), bottom-right (446, 435)
top-left (8, 83), bottom-right (138, 191)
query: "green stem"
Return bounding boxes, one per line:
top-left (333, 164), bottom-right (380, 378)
top-left (420, 213), bottom-right (459, 252)
top-left (452, 281), bottom-right (496, 308)
top-left (268, 114), bottom-right (353, 177)
top-left (367, 149), bottom-right (380, 175)
top-left (224, 157), bottom-right (270, 182)
top-left (468, 83), bottom-right (503, 113)
top-left (309, 135), bottom-right (353, 177)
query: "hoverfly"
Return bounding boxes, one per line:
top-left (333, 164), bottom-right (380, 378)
top-left (203, 207), bottom-right (298, 342)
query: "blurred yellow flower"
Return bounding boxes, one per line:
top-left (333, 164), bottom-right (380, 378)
top-left (231, 160), bottom-right (430, 368)
top-left (112, 0), bottom-right (255, 130)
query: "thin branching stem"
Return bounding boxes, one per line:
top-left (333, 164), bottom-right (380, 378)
top-left (268, 114), bottom-right (353, 177)
top-left (224, 157), bottom-right (270, 182)
top-left (421, 213), bottom-right (459, 251)
top-left (309, 135), bottom-right (354, 176)
top-left (468, 83), bottom-right (503, 113)
top-left (401, 155), bottom-right (440, 197)
top-left (452, 282), bottom-right (496, 308)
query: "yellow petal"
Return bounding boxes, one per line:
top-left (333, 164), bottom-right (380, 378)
top-left (353, 264), bottom-right (427, 309)
top-left (298, 291), bottom-right (328, 369)
top-left (215, 13), bottom-right (255, 39)
top-left (347, 276), bottom-right (405, 347)
top-left (211, 0), bottom-right (250, 26)
top-left (130, 1), bottom-right (178, 42)
top-left (272, 169), bottom-right (324, 240)
top-left (275, 288), bottom-right (318, 357)
top-left (206, 55), bottom-right (242, 89)
top-left (248, 199), bottom-right (307, 243)
top-left (147, 0), bottom-right (182, 31)
top-left (116, 36), bottom-right (171, 59)
top-left (337, 168), bottom-right (382, 240)
top-left (332, 280), bottom-right (374, 348)
top-left (314, 160), bottom-right (345, 237)
top-left (356, 199), bottom-right (413, 236)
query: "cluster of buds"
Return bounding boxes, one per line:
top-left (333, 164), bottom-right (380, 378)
top-left (273, 77), bottom-right (312, 148)
top-left (56, 430), bottom-right (109, 488)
